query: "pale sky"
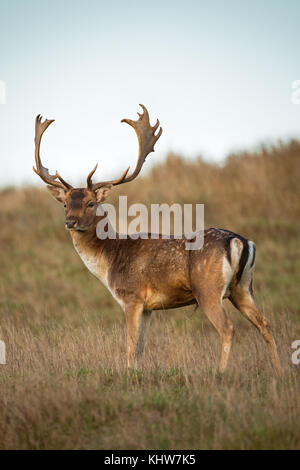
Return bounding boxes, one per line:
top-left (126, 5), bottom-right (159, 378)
top-left (0, 0), bottom-right (300, 187)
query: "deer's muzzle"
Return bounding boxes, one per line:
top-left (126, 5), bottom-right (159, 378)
top-left (65, 217), bottom-right (79, 229)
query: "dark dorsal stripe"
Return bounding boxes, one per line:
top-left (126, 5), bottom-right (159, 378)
top-left (236, 239), bottom-right (249, 284)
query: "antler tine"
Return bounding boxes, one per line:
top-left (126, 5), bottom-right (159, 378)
top-left (56, 171), bottom-right (72, 188)
top-left (33, 114), bottom-right (72, 190)
top-left (90, 166), bottom-right (130, 190)
top-left (87, 164), bottom-right (98, 189)
top-left (91, 104), bottom-right (162, 191)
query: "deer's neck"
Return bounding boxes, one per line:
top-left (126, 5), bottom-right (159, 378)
top-left (69, 219), bottom-right (114, 283)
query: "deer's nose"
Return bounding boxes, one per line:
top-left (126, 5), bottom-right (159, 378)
top-left (65, 218), bottom-right (78, 229)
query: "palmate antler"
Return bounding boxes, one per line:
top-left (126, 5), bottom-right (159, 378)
top-left (87, 104), bottom-right (163, 190)
top-left (33, 114), bottom-right (72, 190)
top-left (34, 105), bottom-right (162, 191)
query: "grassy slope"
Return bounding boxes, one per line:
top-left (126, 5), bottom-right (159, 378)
top-left (0, 140), bottom-right (299, 449)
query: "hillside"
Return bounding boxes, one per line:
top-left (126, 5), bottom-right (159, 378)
top-left (0, 139), bottom-right (299, 449)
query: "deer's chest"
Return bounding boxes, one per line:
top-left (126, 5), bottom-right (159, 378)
top-left (74, 243), bottom-right (107, 282)
top-left (73, 243), bottom-right (125, 308)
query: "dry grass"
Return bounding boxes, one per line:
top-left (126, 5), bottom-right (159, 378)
top-left (0, 139), bottom-right (299, 449)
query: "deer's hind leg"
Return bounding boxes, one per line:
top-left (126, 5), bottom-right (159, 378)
top-left (197, 294), bottom-right (234, 373)
top-left (190, 237), bottom-right (246, 372)
top-left (191, 271), bottom-right (235, 373)
top-left (230, 286), bottom-right (281, 375)
top-left (228, 239), bottom-right (281, 375)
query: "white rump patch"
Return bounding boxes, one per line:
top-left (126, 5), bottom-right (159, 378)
top-left (221, 257), bottom-right (233, 300)
top-left (221, 238), bottom-right (243, 300)
top-left (230, 238), bottom-right (243, 269)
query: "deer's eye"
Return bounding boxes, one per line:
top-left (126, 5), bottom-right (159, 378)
top-left (64, 203), bottom-right (67, 208)
top-left (88, 201), bottom-right (95, 207)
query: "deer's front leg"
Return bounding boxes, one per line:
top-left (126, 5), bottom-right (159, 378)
top-left (125, 304), bottom-right (152, 369)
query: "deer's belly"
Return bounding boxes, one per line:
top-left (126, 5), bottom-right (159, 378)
top-left (145, 287), bottom-right (195, 311)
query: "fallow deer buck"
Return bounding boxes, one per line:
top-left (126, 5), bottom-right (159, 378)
top-left (33, 105), bottom-right (281, 374)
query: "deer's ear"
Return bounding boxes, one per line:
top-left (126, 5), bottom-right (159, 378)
top-left (46, 185), bottom-right (67, 203)
top-left (95, 184), bottom-right (113, 203)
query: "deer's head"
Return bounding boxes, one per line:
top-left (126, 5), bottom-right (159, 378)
top-left (33, 106), bottom-right (162, 231)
